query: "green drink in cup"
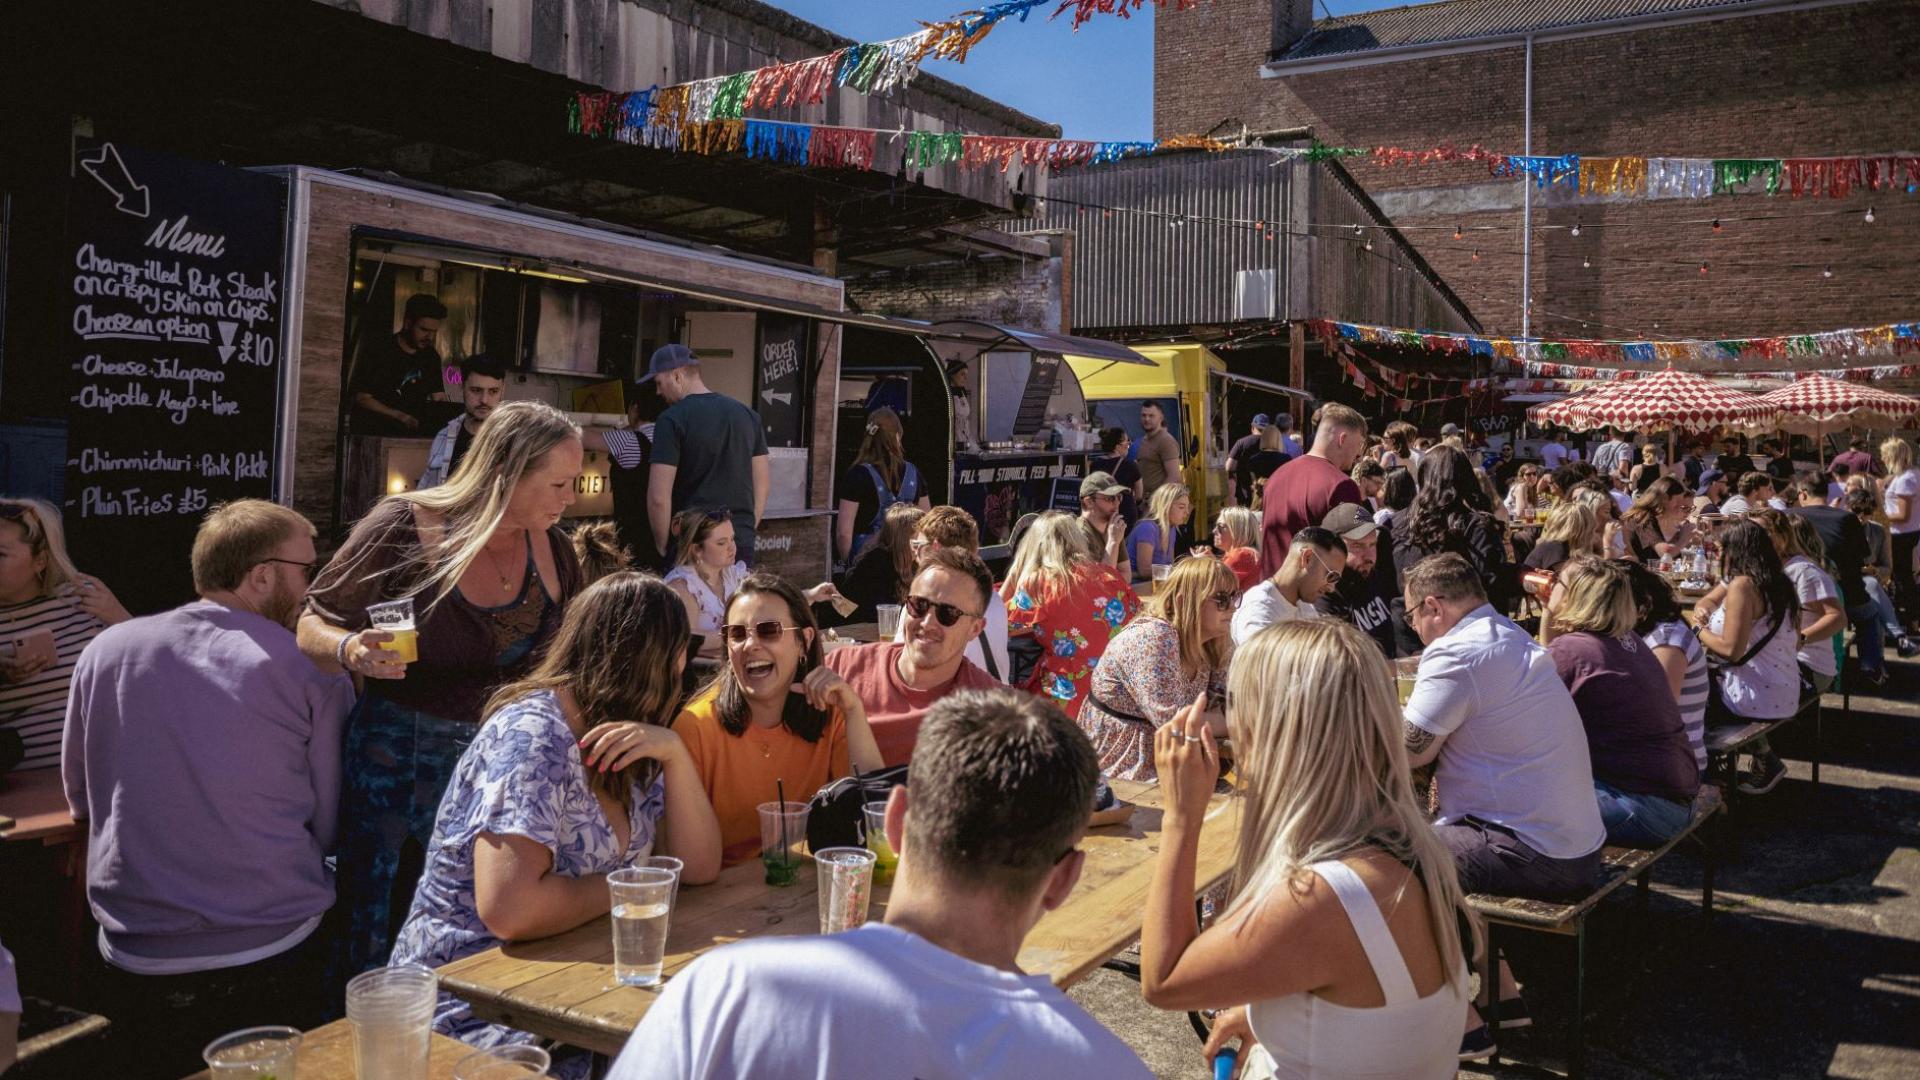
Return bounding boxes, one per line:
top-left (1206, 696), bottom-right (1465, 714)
top-left (757, 801), bottom-right (809, 887)
top-left (862, 801), bottom-right (897, 887)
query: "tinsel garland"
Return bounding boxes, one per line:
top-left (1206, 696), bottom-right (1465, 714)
top-left (1495, 154), bottom-right (1580, 189)
top-left (1646, 158), bottom-right (1714, 199)
top-left (1712, 158), bottom-right (1781, 196)
top-left (1578, 156), bottom-right (1646, 196)
top-left (907, 131), bottom-right (966, 169)
top-left (1052, 0), bottom-right (1205, 31)
top-left (743, 120), bottom-right (813, 165)
top-left (809, 127), bottom-right (878, 171)
top-left (1313, 319), bottom-right (1920, 370)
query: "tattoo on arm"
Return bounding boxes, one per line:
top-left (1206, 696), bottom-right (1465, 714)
top-left (1404, 721), bottom-right (1437, 758)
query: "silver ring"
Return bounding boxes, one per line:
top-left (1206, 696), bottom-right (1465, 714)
top-left (1183, 734), bottom-right (1201, 743)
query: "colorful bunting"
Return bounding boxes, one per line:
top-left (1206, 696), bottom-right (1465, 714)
top-left (1311, 319), bottom-right (1920, 371)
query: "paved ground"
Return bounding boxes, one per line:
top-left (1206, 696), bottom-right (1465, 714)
top-left (1073, 654), bottom-right (1920, 1079)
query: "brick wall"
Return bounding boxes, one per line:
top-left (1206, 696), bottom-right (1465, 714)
top-left (1155, 0), bottom-right (1920, 360)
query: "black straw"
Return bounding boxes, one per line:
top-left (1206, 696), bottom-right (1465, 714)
top-left (776, 777), bottom-right (788, 862)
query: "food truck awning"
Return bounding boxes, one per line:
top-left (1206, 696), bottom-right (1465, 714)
top-left (923, 320), bottom-right (1156, 365)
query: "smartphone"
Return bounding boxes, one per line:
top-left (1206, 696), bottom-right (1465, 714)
top-left (8, 628), bottom-right (56, 668)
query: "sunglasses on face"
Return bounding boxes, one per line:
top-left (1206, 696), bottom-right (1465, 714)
top-left (1309, 548), bottom-right (1341, 586)
top-left (1207, 590), bottom-right (1240, 612)
top-left (258, 557), bottom-right (321, 578)
top-left (904, 594), bottom-right (980, 626)
top-left (721, 621), bottom-right (803, 646)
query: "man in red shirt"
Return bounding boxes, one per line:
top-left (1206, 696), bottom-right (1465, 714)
top-left (825, 547), bottom-right (999, 766)
top-left (1259, 402), bottom-right (1369, 576)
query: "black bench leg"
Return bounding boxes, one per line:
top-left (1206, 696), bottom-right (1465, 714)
top-left (1701, 833), bottom-right (1716, 923)
top-left (1812, 705), bottom-right (1822, 791)
top-left (1570, 922), bottom-right (1588, 1080)
top-left (1636, 868), bottom-right (1651, 912)
top-left (1483, 921), bottom-right (1501, 1067)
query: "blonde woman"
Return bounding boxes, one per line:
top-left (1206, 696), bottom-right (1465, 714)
top-left (1079, 557), bottom-right (1235, 781)
top-left (1004, 511), bottom-right (1139, 720)
top-left (1127, 482), bottom-right (1193, 583)
top-left (1141, 620), bottom-right (1472, 1078)
top-left (1881, 437), bottom-right (1919, 626)
top-left (1571, 484), bottom-right (1626, 559)
top-left (835, 407), bottom-right (930, 563)
top-left (1212, 506), bottom-right (1262, 593)
top-left (0, 498), bottom-right (132, 770)
top-left (1542, 558), bottom-right (1698, 847)
top-left (300, 399), bottom-right (586, 973)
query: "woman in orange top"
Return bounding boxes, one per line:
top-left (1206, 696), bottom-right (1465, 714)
top-left (675, 574), bottom-right (885, 865)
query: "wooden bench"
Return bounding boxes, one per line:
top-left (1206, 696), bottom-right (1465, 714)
top-left (1467, 785), bottom-right (1722, 1080)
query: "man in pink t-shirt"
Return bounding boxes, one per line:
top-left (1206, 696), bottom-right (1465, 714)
top-left (1259, 402), bottom-right (1370, 576)
top-left (826, 549), bottom-right (999, 765)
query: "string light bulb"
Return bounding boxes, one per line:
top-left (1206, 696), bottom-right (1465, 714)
top-left (1823, 266), bottom-right (1833, 278)
top-left (1711, 219), bottom-right (1722, 233)
top-left (1699, 262), bottom-right (1709, 275)
top-left (1864, 206), bottom-right (1876, 223)
top-left (1570, 220), bottom-right (1582, 237)
top-left (1582, 256), bottom-right (1591, 269)
top-left (1471, 249), bottom-right (1481, 261)
top-left (1453, 225), bottom-right (1463, 240)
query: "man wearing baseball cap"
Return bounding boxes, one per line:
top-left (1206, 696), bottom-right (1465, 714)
top-left (1694, 469), bottom-right (1728, 515)
top-left (1224, 415), bottom-right (1270, 508)
top-left (1078, 472), bottom-right (1131, 576)
top-left (644, 343), bottom-right (770, 563)
top-left (1315, 503), bottom-right (1399, 658)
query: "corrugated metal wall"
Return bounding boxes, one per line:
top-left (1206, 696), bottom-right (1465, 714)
top-left (1006, 150), bottom-right (1476, 333)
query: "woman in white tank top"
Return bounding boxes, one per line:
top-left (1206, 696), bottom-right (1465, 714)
top-left (1139, 620), bottom-right (1475, 1079)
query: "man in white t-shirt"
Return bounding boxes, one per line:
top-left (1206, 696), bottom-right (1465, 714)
top-left (1232, 525), bottom-right (1346, 646)
top-left (1539, 431), bottom-right (1571, 471)
top-left (1401, 553), bottom-right (1605, 899)
top-left (608, 691), bottom-right (1151, 1080)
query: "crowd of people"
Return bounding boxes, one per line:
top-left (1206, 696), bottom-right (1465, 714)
top-left (3, 350), bottom-right (1919, 1077)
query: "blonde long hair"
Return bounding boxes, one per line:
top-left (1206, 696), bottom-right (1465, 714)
top-left (1146, 482), bottom-right (1192, 549)
top-left (1146, 556), bottom-right (1235, 674)
top-left (396, 401), bottom-right (580, 605)
top-left (1004, 510), bottom-right (1094, 599)
top-left (1222, 620), bottom-right (1473, 987)
top-left (1215, 506), bottom-right (1260, 551)
top-left (1882, 437), bottom-right (1914, 475)
top-left (0, 498), bottom-right (82, 599)
top-left (1540, 501), bottom-right (1602, 556)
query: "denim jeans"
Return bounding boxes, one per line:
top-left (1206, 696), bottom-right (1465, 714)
top-left (1847, 599), bottom-right (1884, 675)
top-left (1594, 780), bottom-right (1694, 849)
top-left (1865, 577), bottom-right (1903, 636)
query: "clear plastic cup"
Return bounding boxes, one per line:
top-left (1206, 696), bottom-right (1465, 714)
top-left (814, 846), bottom-right (877, 934)
top-left (1393, 655), bottom-right (1422, 708)
top-left (1151, 563), bottom-right (1171, 594)
top-left (640, 855), bottom-right (685, 909)
top-left (757, 801), bottom-right (810, 887)
top-left (345, 964), bottom-right (437, 1080)
top-left (366, 597), bottom-right (419, 664)
top-left (875, 603), bottom-right (903, 641)
top-left (452, 1044), bottom-right (551, 1080)
top-left (608, 867), bottom-right (677, 987)
top-left (202, 1025), bottom-right (302, 1079)
top-left (862, 801), bottom-right (897, 888)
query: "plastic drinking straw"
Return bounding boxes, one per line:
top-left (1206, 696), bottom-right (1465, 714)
top-left (777, 777), bottom-right (788, 865)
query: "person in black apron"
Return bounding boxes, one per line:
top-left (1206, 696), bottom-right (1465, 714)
top-left (835, 407), bottom-right (931, 565)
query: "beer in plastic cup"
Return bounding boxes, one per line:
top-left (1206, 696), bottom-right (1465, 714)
top-left (202, 1025), bottom-right (302, 1079)
top-left (608, 867), bottom-right (676, 987)
top-left (367, 598), bottom-right (419, 664)
top-left (1151, 563), bottom-right (1171, 595)
top-left (862, 801), bottom-right (897, 887)
top-left (875, 604), bottom-right (903, 641)
top-left (757, 801), bottom-right (810, 887)
top-left (814, 846), bottom-right (876, 934)
top-left (345, 964), bottom-right (437, 1080)
top-left (452, 1044), bottom-right (551, 1080)
top-left (1393, 655), bottom-right (1422, 708)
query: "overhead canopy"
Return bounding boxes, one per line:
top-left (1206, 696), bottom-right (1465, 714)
top-left (1527, 369), bottom-right (1777, 433)
top-left (928, 320), bottom-right (1155, 365)
top-left (1759, 373), bottom-right (1920, 434)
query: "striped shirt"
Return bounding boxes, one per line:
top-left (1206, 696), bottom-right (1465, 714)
top-left (1642, 619), bottom-right (1709, 773)
top-left (1, 594), bottom-right (106, 770)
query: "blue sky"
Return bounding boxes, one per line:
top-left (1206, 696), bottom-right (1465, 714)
top-left (774, 0), bottom-right (1395, 142)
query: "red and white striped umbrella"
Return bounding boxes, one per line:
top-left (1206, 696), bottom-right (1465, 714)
top-left (1527, 368), bottom-right (1777, 433)
top-left (1759, 372), bottom-right (1920, 433)
top-left (1525, 383), bottom-right (1612, 428)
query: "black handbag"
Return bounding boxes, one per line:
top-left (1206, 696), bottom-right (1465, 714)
top-left (806, 765), bottom-right (909, 851)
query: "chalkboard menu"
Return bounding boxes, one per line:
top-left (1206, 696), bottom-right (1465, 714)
top-left (756, 314), bottom-right (808, 448)
top-left (63, 141), bottom-right (289, 614)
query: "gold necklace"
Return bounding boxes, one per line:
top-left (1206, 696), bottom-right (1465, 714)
top-left (481, 531), bottom-right (523, 591)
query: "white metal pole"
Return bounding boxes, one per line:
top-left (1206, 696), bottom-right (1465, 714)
top-left (1521, 35), bottom-right (1533, 340)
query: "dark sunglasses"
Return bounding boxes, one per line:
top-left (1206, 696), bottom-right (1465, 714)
top-left (904, 594), bottom-right (980, 626)
top-left (258, 557), bottom-right (320, 577)
top-left (1207, 590), bottom-right (1240, 612)
top-left (721, 621), bottom-right (803, 645)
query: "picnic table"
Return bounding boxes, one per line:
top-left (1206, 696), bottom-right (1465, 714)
top-left (436, 777), bottom-right (1241, 1056)
top-left (1, 766), bottom-right (89, 998)
top-left (180, 1018), bottom-right (472, 1080)
top-left (0, 766), bottom-right (81, 845)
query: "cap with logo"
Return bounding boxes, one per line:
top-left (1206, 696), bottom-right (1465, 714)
top-left (1252, 413), bottom-right (1271, 428)
top-left (1079, 471), bottom-right (1128, 498)
top-left (1320, 503), bottom-right (1378, 540)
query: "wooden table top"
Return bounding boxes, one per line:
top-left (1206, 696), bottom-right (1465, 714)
top-left (181, 1018), bottom-right (472, 1079)
top-left (437, 777), bottom-right (1241, 1057)
top-left (0, 766), bottom-right (81, 845)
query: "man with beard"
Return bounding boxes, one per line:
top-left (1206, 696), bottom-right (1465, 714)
top-left (61, 501), bottom-right (352, 1073)
top-left (1315, 503), bottom-right (1399, 659)
top-left (418, 354), bottom-right (507, 489)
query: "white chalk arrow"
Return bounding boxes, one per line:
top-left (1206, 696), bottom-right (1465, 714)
top-left (761, 390), bottom-right (792, 407)
top-left (217, 346), bottom-right (236, 363)
top-left (216, 321), bottom-right (239, 345)
top-left (78, 143), bottom-right (150, 218)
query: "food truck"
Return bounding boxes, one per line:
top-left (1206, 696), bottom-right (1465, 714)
top-left (1070, 342), bottom-right (1310, 528)
top-left (837, 321), bottom-right (1156, 560)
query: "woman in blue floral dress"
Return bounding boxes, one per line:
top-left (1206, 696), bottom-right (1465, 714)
top-left (390, 573), bottom-right (722, 1069)
top-left (1002, 512), bottom-right (1141, 720)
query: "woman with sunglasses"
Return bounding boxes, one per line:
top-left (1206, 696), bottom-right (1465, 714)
top-left (1079, 558), bottom-right (1237, 782)
top-left (1211, 507), bottom-right (1262, 594)
top-left (1503, 465), bottom-right (1545, 522)
top-left (1, 498), bottom-right (132, 771)
top-left (677, 575), bottom-right (884, 866)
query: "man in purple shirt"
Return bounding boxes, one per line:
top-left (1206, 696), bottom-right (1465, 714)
top-left (63, 500), bottom-right (351, 1074)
